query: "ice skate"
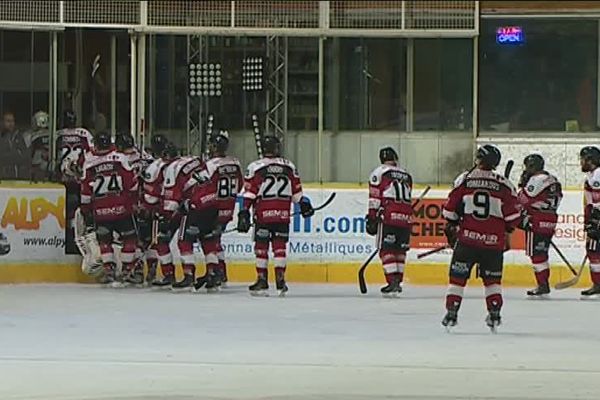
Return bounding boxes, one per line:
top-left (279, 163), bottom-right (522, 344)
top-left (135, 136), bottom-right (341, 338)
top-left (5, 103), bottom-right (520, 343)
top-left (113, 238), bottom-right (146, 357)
top-left (380, 278), bottom-right (402, 298)
top-left (145, 263), bottom-right (157, 287)
top-left (441, 308), bottom-right (458, 331)
top-left (99, 264), bottom-right (118, 287)
top-left (193, 274), bottom-right (208, 292)
top-left (171, 273), bottom-right (194, 292)
top-left (220, 266), bottom-right (228, 287)
top-left (581, 284), bottom-right (600, 299)
top-left (205, 272), bottom-right (220, 293)
top-left (486, 309), bottom-right (502, 333)
top-left (275, 270), bottom-right (288, 297)
top-left (124, 268), bottom-right (144, 287)
top-left (151, 274), bottom-right (174, 290)
top-left (249, 276), bottom-right (269, 297)
top-left (526, 282), bottom-right (550, 298)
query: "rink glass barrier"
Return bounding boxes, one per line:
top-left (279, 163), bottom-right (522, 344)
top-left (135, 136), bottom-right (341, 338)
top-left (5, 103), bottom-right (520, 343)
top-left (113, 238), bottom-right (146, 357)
top-left (0, 183), bottom-right (593, 287)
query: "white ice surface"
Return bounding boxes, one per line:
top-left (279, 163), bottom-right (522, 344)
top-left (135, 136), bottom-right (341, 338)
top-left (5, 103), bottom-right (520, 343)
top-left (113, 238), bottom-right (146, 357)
top-left (0, 283), bottom-right (598, 400)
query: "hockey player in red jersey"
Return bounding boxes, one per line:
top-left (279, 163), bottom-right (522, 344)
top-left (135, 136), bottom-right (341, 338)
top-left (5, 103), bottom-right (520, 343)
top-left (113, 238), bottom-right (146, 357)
top-left (517, 153), bottom-right (563, 297)
top-left (237, 136), bottom-right (314, 296)
top-left (194, 132), bottom-right (243, 289)
top-left (366, 147), bottom-right (413, 297)
top-left (442, 145), bottom-right (520, 331)
top-left (80, 131), bottom-right (139, 285)
top-left (150, 141), bottom-right (184, 289)
top-left (140, 136), bottom-right (176, 287)
top-left (56, 110), bottom-right (94, 254)
top-left (115, 133), bottom-right (156, 285)
top-left (580, 146), bottom-right (600, 296)
top-left (175, 145), bottom-right (231, 293)
top-left (160, 153), bottom-right (205, 290)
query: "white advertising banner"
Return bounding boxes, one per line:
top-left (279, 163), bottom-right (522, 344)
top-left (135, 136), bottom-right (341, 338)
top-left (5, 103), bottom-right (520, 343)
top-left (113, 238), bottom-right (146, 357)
top-left (0, 185), bottom-right (588, 266)
top-left (222, 188), bottom-right (587, 266)
top-left (0, 187), bottom-right (66, 262)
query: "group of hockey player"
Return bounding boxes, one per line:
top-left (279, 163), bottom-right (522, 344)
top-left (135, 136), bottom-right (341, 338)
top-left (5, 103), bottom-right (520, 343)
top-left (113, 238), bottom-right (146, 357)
top-left (52, 107), bottom-right (600, 329)
top-left (56, 110), bottom-right (314, 296)
top-left (366, 142), bottom-right (600, 332)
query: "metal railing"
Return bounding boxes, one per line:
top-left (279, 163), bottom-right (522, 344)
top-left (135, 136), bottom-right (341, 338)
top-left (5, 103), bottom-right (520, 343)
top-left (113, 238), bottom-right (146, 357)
top-left (0, 1), bottom-right (478, 37)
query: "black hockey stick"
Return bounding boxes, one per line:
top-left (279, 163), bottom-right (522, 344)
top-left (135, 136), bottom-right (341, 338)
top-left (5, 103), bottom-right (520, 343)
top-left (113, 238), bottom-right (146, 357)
top-left (549, 240), bottom-right (578, 276)
top-left (417, 244), bottom-right (451, 260)
top-left (224, 192), bottom-right (337, 234)
top-left (358, 250), bottom-right (379, 294)
top-left (504, 159), bottom-right (514, 179)
top-left (291, 192), bottom-right (336, 217)
top-left (358, 186), bottom-right (431, 294)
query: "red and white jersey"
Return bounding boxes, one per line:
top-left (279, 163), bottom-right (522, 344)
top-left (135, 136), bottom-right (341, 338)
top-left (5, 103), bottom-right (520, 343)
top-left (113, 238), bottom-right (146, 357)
top-left (141, 157), bottom-right (170, 214)
top-left (518, 172), bottom-right (562, 236)
top-left (204, 156), bottom-right (243, 224)
top-left (368, 164), bottom-right (413, 228)
top-left (443, 168), bottom-right (520, 251)
top-left (162, 156), bottom-right (203, 216)
top-left (80, 150), bottom-right (138, 222)
top-left (584, 167), bottom-right (600, 223)
top-left (120, 147), bottom-right (153, 177)
top-left (56, 128), bottom-right (94, 183)
top-left (242, 157), bottom-right (303, 224)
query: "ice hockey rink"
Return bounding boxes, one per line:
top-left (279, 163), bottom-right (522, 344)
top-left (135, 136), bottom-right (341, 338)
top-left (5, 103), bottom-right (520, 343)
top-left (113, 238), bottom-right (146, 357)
top-left (0, 283), bottom-right (598, 400)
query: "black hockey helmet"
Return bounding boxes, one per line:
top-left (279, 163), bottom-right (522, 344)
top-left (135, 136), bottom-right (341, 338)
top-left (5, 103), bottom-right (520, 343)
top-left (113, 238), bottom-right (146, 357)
top-left (94, 131), bottom-right (112, 151)
top-left (209, 131), bottom-right (229, 155)
top-left (163, 141), bottom-right (179, 159)
top-left (476, 144), bottom-right (501, 169)
top-left (523, 153), bottom-right (544, 173)
top-left (115, 133), bottom-right (135, 151)
top-left (262, 135), bottom-right (282, 157)
top-left (580, 146), bottom-right (600, 166)
top-left (151, 134), bottom-right (167, 156)
top-left (379, 147), bottom-right (398, 163)
top-left (63, 109), bottom-right (77, 128)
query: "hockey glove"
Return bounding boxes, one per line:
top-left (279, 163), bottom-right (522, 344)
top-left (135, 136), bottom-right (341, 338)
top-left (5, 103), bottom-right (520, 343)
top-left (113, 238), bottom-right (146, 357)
top-left (299, 196), bottom-right (315, 218)
top-left (365, 215), bottom-right (378, 236)
top-left (179, 199), bottom-right (190, 215)
top-left (444, 221), bottom-right (459, 247)
top-left (518, 212), bottom-right (532, 231)
top-left (585, 208), bottom-right (600, 240)
top-left (237, 209), bottom-right (252, 233)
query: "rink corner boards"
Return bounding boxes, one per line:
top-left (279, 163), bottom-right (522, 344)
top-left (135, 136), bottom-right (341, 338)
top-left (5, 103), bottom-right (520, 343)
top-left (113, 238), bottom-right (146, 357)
top-left (0, 261), bottom-right (592, 287)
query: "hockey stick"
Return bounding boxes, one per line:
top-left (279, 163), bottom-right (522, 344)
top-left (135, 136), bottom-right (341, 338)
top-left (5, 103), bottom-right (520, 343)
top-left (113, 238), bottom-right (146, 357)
top-left (358, 185), bottom-right (431, 294)
top-left (202, 114), bottom-right (215, 160)
top-left (90, 54), bottom-right (101, 129)
top-left (291, 192), bottom-right (337, 217)
top-left (224, 192), bottom-right (338, 234)
top-left (549, 240), bottom-right (578, 276)
top-left (504, 159), bottom-right (514, 180)
top-left (417, 244), bottom-right (450, 260)
top-left (251, 113), bottom-right (263, 158)
top-left (555, 255), bottom-right (587, 290)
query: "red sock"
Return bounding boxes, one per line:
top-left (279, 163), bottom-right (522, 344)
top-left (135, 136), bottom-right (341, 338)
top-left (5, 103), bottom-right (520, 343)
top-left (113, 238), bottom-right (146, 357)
top-left (446, 294), bottom-right (462, 311)
top-left (534, 269), bottom-right (550, 286)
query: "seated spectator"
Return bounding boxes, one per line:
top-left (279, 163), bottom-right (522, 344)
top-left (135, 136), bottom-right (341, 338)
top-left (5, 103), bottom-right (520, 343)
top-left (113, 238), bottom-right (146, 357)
top-left (0, 111), bottom-right (30, 180)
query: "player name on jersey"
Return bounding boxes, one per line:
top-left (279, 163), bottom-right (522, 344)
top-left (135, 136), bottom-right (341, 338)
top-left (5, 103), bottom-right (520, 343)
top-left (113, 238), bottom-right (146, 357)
top-left (465, 179), bottom-right (501, 191)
